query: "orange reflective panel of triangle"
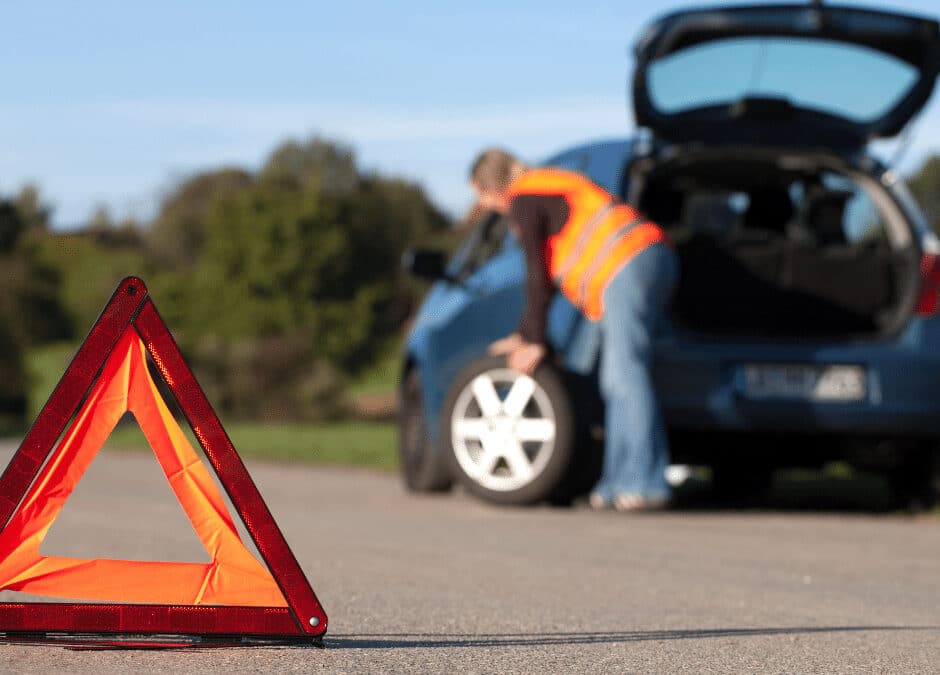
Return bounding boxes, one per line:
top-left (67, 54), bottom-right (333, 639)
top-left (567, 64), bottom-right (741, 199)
top-left (0, 328), bottom-right (287, 607)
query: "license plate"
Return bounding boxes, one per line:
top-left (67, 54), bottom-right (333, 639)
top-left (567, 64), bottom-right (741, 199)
top-left (741, 364), bottom-right (866, 401)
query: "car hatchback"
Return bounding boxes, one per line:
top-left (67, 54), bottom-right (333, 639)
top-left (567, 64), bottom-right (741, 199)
top-left (399, 2), bottom-right (940, 508)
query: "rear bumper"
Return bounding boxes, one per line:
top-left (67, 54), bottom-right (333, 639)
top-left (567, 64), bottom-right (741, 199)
top-left (656, 319), bottom-right (940, 437)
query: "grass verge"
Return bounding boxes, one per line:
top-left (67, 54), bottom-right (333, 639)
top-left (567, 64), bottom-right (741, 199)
top-left (104, 420), bottom-right (398, 469)
top-left (348, 339), bottom-right (401, 397)
top-left (26, 342), bottom-right (398, 470)
top-left (26, 341), bottom-right (78, 421)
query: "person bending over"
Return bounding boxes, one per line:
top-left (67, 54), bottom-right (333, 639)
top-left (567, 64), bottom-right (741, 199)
top-left (469, 148), bottom-right (679, 512)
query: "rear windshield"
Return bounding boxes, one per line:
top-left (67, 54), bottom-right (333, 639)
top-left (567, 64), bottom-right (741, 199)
top-left (648, 36), bottom-right (919, 123)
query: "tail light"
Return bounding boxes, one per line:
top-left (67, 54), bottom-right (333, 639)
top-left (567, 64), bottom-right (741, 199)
top-left (916, 252), bottom-right (940, 316)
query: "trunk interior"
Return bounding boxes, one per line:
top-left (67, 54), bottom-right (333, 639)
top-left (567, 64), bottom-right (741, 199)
top-left (631, 151), bottom-right (920, 339)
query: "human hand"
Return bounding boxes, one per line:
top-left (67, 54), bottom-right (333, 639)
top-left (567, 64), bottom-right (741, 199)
top-left (508, 341), bottom-right (547, 375)
top-left (488, 333), bottom-right (523, 356)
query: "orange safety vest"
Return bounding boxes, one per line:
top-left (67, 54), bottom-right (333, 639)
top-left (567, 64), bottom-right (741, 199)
top-left (507, 168), bottom-right (668, 321)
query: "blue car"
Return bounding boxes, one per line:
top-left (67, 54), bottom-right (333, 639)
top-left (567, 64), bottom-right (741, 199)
top-left (399, 3), bottom-right (940, 507)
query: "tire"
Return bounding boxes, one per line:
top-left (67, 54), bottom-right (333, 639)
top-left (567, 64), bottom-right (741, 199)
top-left (886, 445), bottom-right (938, 512)
top-left (441, 355), bottom-right (575, 505)
top-left (398, 368), bottom-right (452, 493)
top-left (711, 461), bottom-right (774, 506)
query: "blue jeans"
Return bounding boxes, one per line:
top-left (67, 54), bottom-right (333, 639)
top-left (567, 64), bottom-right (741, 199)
top-left (592, 242), bottom-right (679, 500)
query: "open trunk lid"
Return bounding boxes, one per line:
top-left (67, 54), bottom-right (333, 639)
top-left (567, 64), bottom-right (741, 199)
top-left (632, 3), bottom-right (940, 149)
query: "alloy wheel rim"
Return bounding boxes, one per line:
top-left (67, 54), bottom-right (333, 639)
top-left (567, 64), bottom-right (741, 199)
top-left (450, 368), bottom-right (557, 492)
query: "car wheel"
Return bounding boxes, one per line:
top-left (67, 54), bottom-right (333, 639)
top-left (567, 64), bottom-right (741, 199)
top-left (711, 462), bottom-right (774, 506)
top-left (398, 368), bottom-right (452, 493)
top-left (441, 356), bottom-right (575, 505)
top-left (886, 445), bottom-right (938, 512)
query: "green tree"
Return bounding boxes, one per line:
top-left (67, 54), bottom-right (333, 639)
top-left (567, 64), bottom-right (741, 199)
top-left (345, 173), bottom-right (456, 325)
top-left (0, 187), bottom-right (71, 345)
top-left (0, 322), bottom-right (26, 433)
top-left (29, 199), bottom-right (149, 335)
top-left (32, 231), bottom-right (148, 334)
top-left (144, 136), bottom-right (455, 420)
top-left (908, 154), bottom-right (940, 233)
top-left (1, 137), bottom-right (457, 423)
top-left (261, 137), bottom-right (358, 196)
top-left (86, 204), bottom-right (113, 235)
top-left (13, 183), bottom-right (52, 234)
top-left (147, 168), bottom-right (251, 267)
top-left (0, 186), bottom-right (68, 430)
top-left (0, 199), bottom-right (27, 252)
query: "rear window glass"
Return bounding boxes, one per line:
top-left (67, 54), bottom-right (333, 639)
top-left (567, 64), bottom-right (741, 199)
top-left (648, 36), bottom-right (918, 123)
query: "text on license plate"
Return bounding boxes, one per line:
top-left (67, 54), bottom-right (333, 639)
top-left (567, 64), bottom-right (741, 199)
top-left (741, 364), bottom-right (867, 401)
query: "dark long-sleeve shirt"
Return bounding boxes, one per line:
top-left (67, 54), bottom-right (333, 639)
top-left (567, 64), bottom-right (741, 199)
top-left (510, 194), bottom-right (570, 345)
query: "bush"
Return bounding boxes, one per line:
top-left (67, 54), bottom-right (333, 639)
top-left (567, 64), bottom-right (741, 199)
top-left (0, 188), bottom-right (69, 431)
top-left (0, 317), bottom-right (27, 433)
top-left (9, 137), bottom-right (457, 423)
top-left (183, 333), bottom-right (350, 422)
top-left (140, 136), bottom-right (456, 420)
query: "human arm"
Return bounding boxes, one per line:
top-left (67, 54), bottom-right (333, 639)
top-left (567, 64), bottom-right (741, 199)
top-left (497, 194), bottom-right (567, 374)
top-left (511, 194), bottom-right (564, 346)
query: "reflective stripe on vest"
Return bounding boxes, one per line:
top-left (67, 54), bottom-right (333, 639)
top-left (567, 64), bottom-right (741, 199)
top-left (508, 168), bottom-right (667, 320)
top-left (550, 201), bottom-right (617, 284)
top-left (573, 214), bottom-right (645, 313)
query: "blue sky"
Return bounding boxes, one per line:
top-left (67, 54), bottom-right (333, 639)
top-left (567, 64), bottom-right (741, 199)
top-left (3, 0), bottom-right (940, 228)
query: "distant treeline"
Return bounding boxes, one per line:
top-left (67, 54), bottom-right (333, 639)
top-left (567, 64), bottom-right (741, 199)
top-left (3, 147), bottom-right (940, 431)
top-left (0, 137), bottom-right (461, 430)
top-left (910, 154), bottom-right (940, 233)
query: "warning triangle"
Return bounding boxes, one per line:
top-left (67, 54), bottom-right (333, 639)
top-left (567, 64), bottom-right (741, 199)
top-left (0, 277), bottom-right (327, 643)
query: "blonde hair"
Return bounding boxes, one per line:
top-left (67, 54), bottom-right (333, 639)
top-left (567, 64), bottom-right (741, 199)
top-left (469, 147), bottom-right (527, 191)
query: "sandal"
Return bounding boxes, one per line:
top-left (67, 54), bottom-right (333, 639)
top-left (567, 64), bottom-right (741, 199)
top-left (588, 493), bottom-right (610, 510)
top-left (613, 493), bottom-right (670, 513)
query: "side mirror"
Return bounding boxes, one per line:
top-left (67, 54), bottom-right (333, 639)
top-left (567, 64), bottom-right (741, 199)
top-left (403, 248), bottom-right (447, 280)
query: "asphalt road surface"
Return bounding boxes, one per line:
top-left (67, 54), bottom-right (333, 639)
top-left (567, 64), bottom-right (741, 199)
top-left (0, 442), bottom-right (938, 674)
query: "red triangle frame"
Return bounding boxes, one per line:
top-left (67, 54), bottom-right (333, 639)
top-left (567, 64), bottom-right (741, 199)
top-left (0, 277), bottom-right (328, 644)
